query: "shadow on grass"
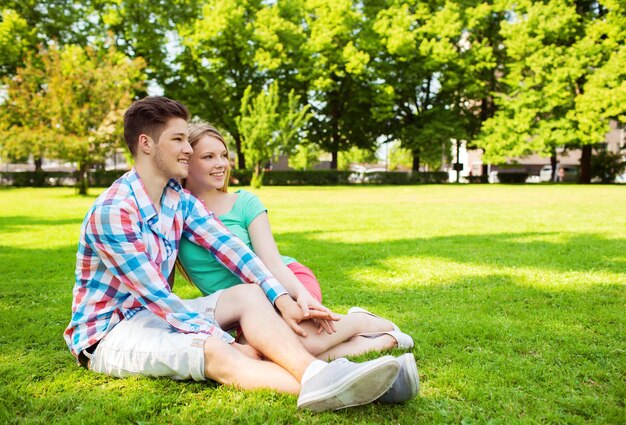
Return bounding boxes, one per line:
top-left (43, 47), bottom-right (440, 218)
top-left (0, 230), bottom-right (624, 423)
top-left (276, 230), bottom-right (626, 277)
top-left (0, 216), bottom-right (83, 234)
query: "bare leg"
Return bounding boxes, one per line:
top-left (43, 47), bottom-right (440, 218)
top-left (295, 314), bottom-right (395, 357)
top-left (235, 307), bottom-right (399, 360)
top-left (316, 335), bottom-right (396, 361)
top-left (203, 336), bottom-right (300, 394)
top-left (213, 284), bottom-right (317, 381)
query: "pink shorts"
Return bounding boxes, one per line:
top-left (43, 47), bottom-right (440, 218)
top-left (287, 262), bottom-right (322, 302)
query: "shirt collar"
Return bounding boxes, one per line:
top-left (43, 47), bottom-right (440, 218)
top-left (126, 168), bottom-right (158, 223)
top-left (126, 168), bottom-right (184, 224)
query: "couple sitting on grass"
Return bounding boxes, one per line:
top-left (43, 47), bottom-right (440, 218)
top-left (64, 96), bottom-right (419, 412)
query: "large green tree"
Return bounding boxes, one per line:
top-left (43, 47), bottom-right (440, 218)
top-left (477, 0), bottom-right (626, 183)
top-left (300, 0), bottom-right (382, 169)
top-left (0, 43), bottom-right (145, 194)
top-left (169, 0), bottom-right (266, 169)
top-left (369, 0), bottom-right (504, 172)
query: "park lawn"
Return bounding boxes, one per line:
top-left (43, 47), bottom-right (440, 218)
top-left (0, 184), bottom-right (624, 424)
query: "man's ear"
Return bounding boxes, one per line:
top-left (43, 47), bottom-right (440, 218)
top-left (137, 134), bottom-right (152, 155)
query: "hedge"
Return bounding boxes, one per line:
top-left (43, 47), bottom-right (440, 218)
top-left (497, 171), bottom-right (529, 183)
top-left (363, 171), bottom-right (448, 185)
top-left (1, 169), bottom-right (450, 187)
top-left (261, 170), bottom-right (353, 185)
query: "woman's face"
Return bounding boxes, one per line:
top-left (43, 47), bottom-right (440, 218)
top-left (187, 134), bottom-right (229, 191)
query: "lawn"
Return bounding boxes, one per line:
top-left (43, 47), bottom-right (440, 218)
top-left (0, 185), bottom-right (624, 424)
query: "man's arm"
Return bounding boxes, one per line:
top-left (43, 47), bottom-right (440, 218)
top-left (87, 203), bottom-right (234, 343)
top-left (181, 196), bottom-right (289, 304)
top-left (181, 194), bottom-right (336, 336)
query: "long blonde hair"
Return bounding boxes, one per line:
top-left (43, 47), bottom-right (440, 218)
top-left (176, 122), bottom-right (231, 286)
top-left (187, 121), bottom-right (231, 193)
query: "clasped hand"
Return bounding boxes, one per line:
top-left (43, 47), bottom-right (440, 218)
top-left (275, 292), bottom-right (340, 337)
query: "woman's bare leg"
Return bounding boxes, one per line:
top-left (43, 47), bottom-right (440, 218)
top-left (316, 335), bottom-right (397, 361)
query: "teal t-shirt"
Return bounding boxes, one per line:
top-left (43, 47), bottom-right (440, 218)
top-left (178, 190), bottom-right (296, 295)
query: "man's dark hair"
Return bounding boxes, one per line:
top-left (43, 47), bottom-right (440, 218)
top-left (123, 96), bottom-right (190, 156)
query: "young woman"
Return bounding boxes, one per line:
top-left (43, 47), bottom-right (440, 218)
top-left (178, 122), bottom-right (414, 360)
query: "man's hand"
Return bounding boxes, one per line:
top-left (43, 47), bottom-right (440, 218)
top-left (274, 294), bottom-right (338, 337)
top-left (294, 290), bottom-right (340, 335)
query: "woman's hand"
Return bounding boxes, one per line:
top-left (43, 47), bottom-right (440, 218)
top-left (294, 290), bottom-right (340, 335)
top-left (274, 294), bottom-right (338, 337)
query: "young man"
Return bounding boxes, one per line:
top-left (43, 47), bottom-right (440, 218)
top-left (64, 96), bottom-right (408, 411)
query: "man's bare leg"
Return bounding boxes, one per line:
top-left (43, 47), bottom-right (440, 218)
top-left (209, 284), bottom-right (401, 411)
top-left (202, 336), bottom-right (300, 394)
top-left (213, 284), bottom-right (317, 381)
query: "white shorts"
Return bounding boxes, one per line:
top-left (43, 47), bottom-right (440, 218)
top-left (88, 291), bottom-right (224, 381)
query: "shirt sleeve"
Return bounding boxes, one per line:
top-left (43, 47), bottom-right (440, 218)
top-left (86, 202), bottom-right (235, 343)
top-left (240, 191), bottom-right (268, 227)
top-left (181, 192), bottom-right (288, 304)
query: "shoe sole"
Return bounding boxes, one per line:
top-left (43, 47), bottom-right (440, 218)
top-left (403, 353), bottom-right (420, 397)
top-left (297, 356), bottom-right (400, 412)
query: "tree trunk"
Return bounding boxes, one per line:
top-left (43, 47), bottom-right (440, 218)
top-left (412, 152), bottom-right (420, 172)
top-left (233, 134), bottom-right (246, 169)
top-left (330, 151), bottom-right (338, 170)
top-left (77, 162), bottom-right (89, 195)
top-left (579, 144), bottom-right (592, 184)
top-left (34, 156), bottom-right (43, 172)
top-left (550, 151), bottom-right (558, 182)
top-left (251, 162), bottom-right (263, 188)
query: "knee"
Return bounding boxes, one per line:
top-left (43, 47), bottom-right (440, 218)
top-left (229, 284), bottom-right (267, 308)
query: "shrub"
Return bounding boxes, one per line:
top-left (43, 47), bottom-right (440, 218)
top-left (230, 169), bottom-right (252, 186)
top-left (409, 171), bottom-right (449, 184)
top-left (262, 170), bottom-right (352, 185)
top-left (0, 171), bottom-right (74, 187)
top-left (497, 171), bottom-right (529, 183)
top-left (89, 170), bottom-right (127, 187)
top-left (591, 150), bottom-right (625, 183)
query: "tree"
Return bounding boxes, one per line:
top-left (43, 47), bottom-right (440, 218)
top-left (0, 43), bottom-right (145, 194)
top-left (288, 143), bottom-right (321, 171)
top-left (237, 82), bottom-right (311, 187)
top-left (299, 0), bottom-right (382, 169)
top-left (370, 0), bottom-right (503, 172)
top-left (0, 9), bottom-right (35, 78)
top-left (337, 146), bottom-right (378, 171)
top-left (477, 0), bottom-right (626, 183)
top-left (93, 0), bottom-right (201, 85)
top-left (169, 0), bottom-right (266, 169)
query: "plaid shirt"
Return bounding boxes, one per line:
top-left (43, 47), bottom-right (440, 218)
top-left (64, 168), bottom-right (287, 358)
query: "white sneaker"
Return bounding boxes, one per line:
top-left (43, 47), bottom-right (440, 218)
top-left (348, 306), bottom-right (401, 332)
top-left (377, 353), bottom-right (420, 403)
top-left (297, 356), bottom-right (400, 411)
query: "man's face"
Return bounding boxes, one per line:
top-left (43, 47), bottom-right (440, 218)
top-left (151, 117), bottom-right (192, 180)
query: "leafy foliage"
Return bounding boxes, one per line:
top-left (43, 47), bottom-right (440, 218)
top-left (237, 82), bottom-right (311, 187)
top-left (0, 43), bottom-right (145, 194)
top-left (477, 0), bottom-right (626, 182)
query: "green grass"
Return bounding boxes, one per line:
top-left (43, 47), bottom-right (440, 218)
top-left (0, 185), bottom-right (624, 424)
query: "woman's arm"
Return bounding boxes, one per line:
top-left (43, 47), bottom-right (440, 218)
top-left (248, 212), bottom-right (339, 332)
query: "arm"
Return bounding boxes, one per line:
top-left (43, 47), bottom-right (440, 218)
top-left (87, 204), bottom-right (234, 343)
top-left (248, 212), bottom-right (316, 301)
top-left (181, 195), bottom-right (289, 305)
top-left (248, 212), bottom-right (339, 333)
